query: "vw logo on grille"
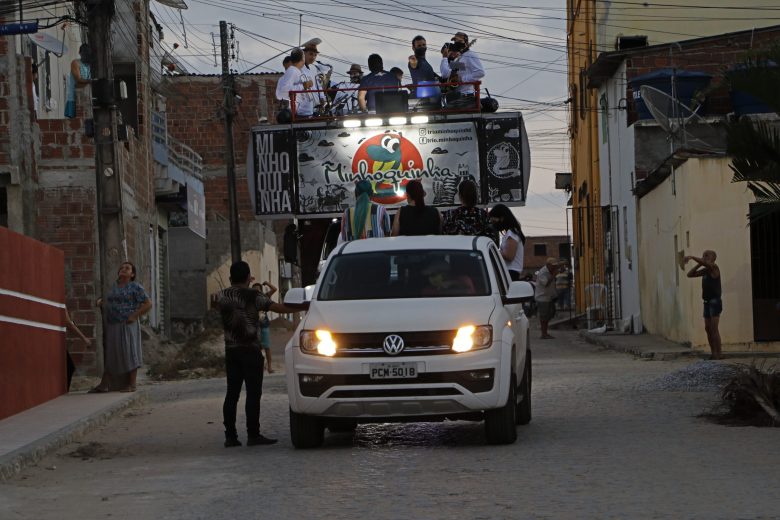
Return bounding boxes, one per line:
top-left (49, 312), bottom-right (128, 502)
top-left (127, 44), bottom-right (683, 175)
top-left (382, 334), bottom-right (405, 355)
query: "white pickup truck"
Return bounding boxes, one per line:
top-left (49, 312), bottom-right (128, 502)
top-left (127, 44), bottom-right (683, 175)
top-left (284, 235), bottom-right (534, 448)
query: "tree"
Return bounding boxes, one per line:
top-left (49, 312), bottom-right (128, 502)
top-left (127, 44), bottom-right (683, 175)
top-left (726, 46), bottom-right (780, 224)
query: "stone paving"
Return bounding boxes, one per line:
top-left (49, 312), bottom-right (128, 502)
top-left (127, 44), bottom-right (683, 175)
top-left (1, 330), bottom-right (778, 520)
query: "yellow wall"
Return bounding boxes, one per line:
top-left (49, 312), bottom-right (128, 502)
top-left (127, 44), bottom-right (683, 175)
top-left (568, 0), bottom-right (604, 311)
top-left (637, 157), bottom-right (779, 352)
top-left (598, 1), bottom-right (778, 51)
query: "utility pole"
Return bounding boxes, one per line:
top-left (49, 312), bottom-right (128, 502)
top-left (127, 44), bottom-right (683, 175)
top-left (220, 20), bottom-right (241, 263)
top-left (86, 0), bottom-right (124, 298)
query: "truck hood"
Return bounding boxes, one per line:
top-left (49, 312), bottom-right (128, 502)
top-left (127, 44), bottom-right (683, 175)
top-left (303, 297), bottom-right (496, 332)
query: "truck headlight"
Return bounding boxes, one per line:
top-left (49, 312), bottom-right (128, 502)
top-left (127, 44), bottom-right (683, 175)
top-left (300, 329), bottom-right (337, 357)
top-left (452, 325), bottom-right (492, 353)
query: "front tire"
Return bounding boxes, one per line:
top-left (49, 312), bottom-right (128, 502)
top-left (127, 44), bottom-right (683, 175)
top-left (485, 374), bottom-right (518, 445)
top-left (516, 350), bottom-right (532, 425)
top-left (290, 408), bottom-right (324, 449)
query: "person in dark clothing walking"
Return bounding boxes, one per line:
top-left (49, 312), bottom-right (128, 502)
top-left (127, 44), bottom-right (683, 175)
top-left (216, 261), bottom-right (304, 447)
top-left (391, 180), bottom-right (441, 236)
top-left (685, 250), bottom-right (722, 360)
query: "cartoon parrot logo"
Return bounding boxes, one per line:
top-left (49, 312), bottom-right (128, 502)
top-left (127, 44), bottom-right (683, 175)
top-left (366, 134), bottom-right (402, 171)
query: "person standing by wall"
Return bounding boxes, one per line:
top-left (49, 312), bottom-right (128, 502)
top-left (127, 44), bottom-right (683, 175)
top-left (64, 307), bottom-right (91, 391)
top-left (684, 250), bottom-right (723, 360)
top-left (64, 44), bottom-right (91, 119)
top-left (90, 262), bottom-right (152, 393)
top-left (488, 204), bottom-right (526, 281)
top-left (534, 258), bottom-right (561, 340)
top-left (217, 261), bottom-right (304, 447)
top-left (555, 261), bottom-right (572, 310)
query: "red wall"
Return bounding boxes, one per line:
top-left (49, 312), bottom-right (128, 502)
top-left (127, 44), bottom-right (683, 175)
top-left (0, 227), bottom-right (66, 420)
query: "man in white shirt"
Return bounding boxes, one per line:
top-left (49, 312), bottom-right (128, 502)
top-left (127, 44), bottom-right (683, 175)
top-left (302, 42), bottom-right (327, 114)
top-left (440, 32), bottom-right (484, 97)
top-left (275, 49), bottom-right (314, 118)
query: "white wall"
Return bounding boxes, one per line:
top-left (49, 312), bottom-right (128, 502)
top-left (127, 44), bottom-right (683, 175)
top-left (598, 62), bottom-right (641, 332)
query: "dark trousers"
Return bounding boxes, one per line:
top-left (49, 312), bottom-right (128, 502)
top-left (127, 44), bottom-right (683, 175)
top-left (223, 346), bottom-right (265, 437)
top-left (509, 270), bottom-right (522, 281)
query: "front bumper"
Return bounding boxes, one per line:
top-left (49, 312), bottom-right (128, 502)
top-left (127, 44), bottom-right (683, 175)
top-left (285, 341), bottom-right (511, 418)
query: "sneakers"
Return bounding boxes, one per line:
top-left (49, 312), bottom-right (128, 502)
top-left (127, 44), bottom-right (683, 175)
top-left (224, 436), bottom-right (242, 448)
top-left (247, 434), bottom-right (278, 446)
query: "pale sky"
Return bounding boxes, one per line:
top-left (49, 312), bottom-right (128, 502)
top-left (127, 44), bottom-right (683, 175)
top-left (152, 0), bottom-right (572, 236)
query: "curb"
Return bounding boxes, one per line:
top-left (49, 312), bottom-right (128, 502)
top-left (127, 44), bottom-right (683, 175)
top-left (579, 331), bottom-right (696, 361)
top-left (0, 391), bottom-right (147, 482)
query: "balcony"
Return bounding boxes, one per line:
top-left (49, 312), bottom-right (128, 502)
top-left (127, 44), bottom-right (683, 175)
top-left (152, 110), bottom-right (203, 196)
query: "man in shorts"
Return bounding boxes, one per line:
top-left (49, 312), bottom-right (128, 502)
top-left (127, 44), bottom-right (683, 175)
top-left (534, 257), bottom-right (561, 339)
top-left (685, 250), bottom-right (722, 359)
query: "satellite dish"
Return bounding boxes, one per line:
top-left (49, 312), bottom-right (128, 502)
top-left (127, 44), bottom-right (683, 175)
top-left (640, 85), bottom-right (720, 152)
top-left (28, 32), bottom-right (68, 56)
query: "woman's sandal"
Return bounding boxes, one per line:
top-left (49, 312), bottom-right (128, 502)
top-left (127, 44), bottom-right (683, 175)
top-left (87, 386), bottom-right (109, 393)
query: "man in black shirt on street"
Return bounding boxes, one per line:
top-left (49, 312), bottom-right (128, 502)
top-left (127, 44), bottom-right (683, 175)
top-left (216, 261), bottom-right (304, 447)
top-left (684, 250), bottom-right (723, 360)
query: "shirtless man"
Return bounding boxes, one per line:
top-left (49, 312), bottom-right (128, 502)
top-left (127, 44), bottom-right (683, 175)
top-left (685, 250), bottom-right (722, 360)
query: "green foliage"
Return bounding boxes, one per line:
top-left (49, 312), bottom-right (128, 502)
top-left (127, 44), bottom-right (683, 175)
top-left (726, 45), bottom-right (780, 224)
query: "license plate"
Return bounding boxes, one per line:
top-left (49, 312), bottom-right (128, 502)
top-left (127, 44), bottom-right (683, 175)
top-left (369, 362), bottom-right (417, 380)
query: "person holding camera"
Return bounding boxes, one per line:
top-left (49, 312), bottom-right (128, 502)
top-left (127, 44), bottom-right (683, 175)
top-left (440, 32), bottom-right (484, 97)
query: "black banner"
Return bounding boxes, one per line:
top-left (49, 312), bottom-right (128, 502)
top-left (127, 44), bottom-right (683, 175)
top-left (482, 113), bottom-right (529, 205)
top-left (254, 129), bottom-right (294, 216)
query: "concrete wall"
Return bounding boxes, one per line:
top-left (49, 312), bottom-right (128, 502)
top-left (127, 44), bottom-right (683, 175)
top-left (168, 227), bottom-right (207, 320)
top-left (637, 157), bottom-right (778, 352)
top-left (597, 1), bottom-right (779, 52)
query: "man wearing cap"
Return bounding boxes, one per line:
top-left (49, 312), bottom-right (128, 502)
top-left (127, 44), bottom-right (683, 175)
top-left (440, 31), bottom-right (485, 97)
top-left (534, 257), bottom-right (561, 340)
top-left (302, 42), bottom-right (327, 113)
top-left (331, 64), bottom-right (363, 115)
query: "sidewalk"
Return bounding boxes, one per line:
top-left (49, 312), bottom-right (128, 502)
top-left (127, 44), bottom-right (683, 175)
top-left (0, 390), bottom-right (144, 481)
top-left (579, 330), bottom-right (695, 360)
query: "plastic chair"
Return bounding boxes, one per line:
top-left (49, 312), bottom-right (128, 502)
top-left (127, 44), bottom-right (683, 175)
top-left (585, 283), bottom-right (607, 330)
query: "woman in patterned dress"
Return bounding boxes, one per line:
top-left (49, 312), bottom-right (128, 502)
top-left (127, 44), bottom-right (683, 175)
top-left (90, 262), bottom-right (152, 393)
top-left (441, 179), bottom-right (498, 244)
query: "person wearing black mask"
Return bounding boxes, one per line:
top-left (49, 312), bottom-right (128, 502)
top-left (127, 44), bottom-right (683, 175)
top-left (408, 35), bottom-right (438, 96)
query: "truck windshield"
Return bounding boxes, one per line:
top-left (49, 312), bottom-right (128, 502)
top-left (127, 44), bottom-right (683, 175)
top-left (318, 250), bottom-right (490, 301)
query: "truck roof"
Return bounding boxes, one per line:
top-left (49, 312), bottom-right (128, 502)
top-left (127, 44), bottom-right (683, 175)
top-left (337, 235), bottom-right (493, 255)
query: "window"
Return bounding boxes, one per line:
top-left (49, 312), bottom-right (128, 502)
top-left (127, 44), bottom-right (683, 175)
top-left (558, 243), bottom-right (570, 260)
top-left (318, 250), bottom-right (490, 301)
top-left (488, 247), bottom-right (509, 295)
top-left (534, 243), bottom-right (547, 257)
top-left (0, 186), bottom-right (7, 227)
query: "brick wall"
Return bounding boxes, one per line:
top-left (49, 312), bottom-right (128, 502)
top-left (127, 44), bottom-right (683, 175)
top-left (166, 74), bottom-right (280, 167)
top-left (523, 235), bottom-right (571, 275)
top-left (34, 186), bottom-right (99, 369)
top-left (624, 27), bottom-right (780, 124)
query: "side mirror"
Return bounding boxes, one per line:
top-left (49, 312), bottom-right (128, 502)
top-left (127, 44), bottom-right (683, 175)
top-left (503, 281), bottom-right (534, 304)
top-left (283, 285), bottom-right (315, 309)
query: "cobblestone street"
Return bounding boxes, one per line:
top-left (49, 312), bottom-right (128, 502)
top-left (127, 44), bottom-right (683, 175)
top-left (1, 330), bottom-right (778, 520)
